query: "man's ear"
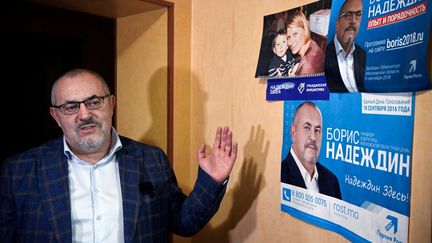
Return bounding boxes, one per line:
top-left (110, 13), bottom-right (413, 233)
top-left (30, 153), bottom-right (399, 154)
top-left (49, 107), bottom-right (62, 128)
top-left (108, 95), bottom-right (116, 114)
top-left (290, 125), bottom-right (295, 141)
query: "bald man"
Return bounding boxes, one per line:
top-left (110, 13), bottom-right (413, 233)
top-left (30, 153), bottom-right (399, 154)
top-left (325, 0), bottom-right (366, 92)
top-left (0, 68), bottom-right (238, 242)
top-left (281, 101), bottom-right (341, 199)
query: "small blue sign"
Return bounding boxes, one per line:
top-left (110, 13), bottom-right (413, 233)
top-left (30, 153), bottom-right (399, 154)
top-left (266, 76), bottom-right (330, 101)
top-left (283, 188), bottom-right (291, 202)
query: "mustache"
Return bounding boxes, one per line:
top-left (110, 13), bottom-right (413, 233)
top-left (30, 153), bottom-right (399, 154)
top-left (304, 140), bottom-right (318, 150)
top-left (345, 24), bottom-right (357, 32)
top-left (76, 118), bottom-right (102, 131)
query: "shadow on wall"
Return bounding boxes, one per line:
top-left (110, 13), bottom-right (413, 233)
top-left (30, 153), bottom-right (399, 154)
top-left (140, 67), bottom-right (270, 242)
top-left (191, 125), bottom-right (269, 243)
top-left (138, 67), bottom-right (168, 150)
top-left (138, 68), bottom-right (200, 196)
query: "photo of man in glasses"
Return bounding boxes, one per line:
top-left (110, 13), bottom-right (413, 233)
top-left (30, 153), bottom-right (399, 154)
top-left (325, 0), bottom-right (366, 92)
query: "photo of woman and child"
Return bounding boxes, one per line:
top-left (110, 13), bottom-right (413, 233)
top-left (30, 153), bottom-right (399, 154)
top-left (255, 1), bottom-right (331, 79)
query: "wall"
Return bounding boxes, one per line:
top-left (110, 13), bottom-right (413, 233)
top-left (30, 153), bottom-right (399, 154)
top-left (115, 0), bottom-right (431, 242)
top-left (177, 0), bottom-right (432, 242)
top-left (116, 8), bottom-right (168, 151)
top-left (410, 91), bottom-right (432, 242)
top-left (170, 0), bottom-right (194, 200)
top-left (114, 0), bottom-right (195, 222)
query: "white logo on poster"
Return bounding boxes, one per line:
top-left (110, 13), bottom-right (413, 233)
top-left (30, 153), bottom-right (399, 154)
top-left (283, 188), bottom-right (291, 202)
top-left (269, 82), bottom-right (294, 94)
top-left (298, 83), bottom-right (305, 94)
top-left (409, 60), bottom-right (416, 72)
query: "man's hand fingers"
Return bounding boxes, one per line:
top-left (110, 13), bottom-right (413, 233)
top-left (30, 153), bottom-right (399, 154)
top-left (230, 142), bottom-right (238, 162)
top-left (197, 144), bottom-right (206, 160)
top-left (220, 127), bottom-right (229, 151)
top-left (212, 127), bottom-right (222, 149)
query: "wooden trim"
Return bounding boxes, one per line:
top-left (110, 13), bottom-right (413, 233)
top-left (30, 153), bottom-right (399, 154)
top-left (141, 0), bottom-right (174, 8)
top-left (140, 0), bottom-right (174, 163)
top-left (167, 4), bottom-right (174, 164)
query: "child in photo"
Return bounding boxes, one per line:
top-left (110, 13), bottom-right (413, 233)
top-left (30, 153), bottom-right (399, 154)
top-left (268, 29), bottom-right (297, 77)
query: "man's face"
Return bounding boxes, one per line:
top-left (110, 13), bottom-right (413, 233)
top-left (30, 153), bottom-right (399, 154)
top-left (50, 73), bottom-right (115, 154)
top-left (336, 0), bottom-right (363, 50)
top-left (291, 104), bottom-right (322, 167)
top-left (287, 26), bottom-right (307, 55)
top-left (273, 34), bottom-right (288, 58)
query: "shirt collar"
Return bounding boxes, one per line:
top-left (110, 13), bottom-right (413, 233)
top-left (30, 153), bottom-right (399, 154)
top-left (63, 127), bottom-right (123, 166)
top-left (290, 147), bottom-right (319, 182)
top-left (334, 35), bottom-right (355, 57)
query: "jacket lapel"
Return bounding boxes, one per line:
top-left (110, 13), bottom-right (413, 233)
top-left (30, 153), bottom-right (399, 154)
top-left (38, 139), bottom-right (72, 243)
top-left (354, 47), bottom-right (365, 91)
top-left (117, 140), bottom-right (142, 243)
top-left (287, 152), bottom-right (307, 189)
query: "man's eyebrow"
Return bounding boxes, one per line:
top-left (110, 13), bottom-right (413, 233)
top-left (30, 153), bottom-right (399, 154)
top-left (303, 122), bottom-right (322, 129)
top-left (64, 95), bottom-right (99, 104)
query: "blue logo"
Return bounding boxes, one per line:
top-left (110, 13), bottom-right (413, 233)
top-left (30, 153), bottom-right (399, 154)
top-left (283, 188), bottom-right (291, 202)
top-left (385, 215), bottom-right (398, 234)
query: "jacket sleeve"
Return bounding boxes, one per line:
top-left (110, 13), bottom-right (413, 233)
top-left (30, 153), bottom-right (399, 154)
top-left (0, 159), bottom-right (17, 243)
top-left (161, 152), bottom-right (226, 237)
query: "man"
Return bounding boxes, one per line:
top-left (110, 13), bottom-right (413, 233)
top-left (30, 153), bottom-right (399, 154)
top-left (325, 0), bottom-right (366, 92)
top-left (0, 69), bottom-right (238, 242)
top-left (281, 101), bottom-right (341, 199)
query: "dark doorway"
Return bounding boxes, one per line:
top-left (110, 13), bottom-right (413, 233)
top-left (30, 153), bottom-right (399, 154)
top-left (1, 2), bottom-right (115, 164)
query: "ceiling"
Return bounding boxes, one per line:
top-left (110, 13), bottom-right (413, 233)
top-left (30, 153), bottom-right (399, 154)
top-left (28, 0), bottom-right (165, 19)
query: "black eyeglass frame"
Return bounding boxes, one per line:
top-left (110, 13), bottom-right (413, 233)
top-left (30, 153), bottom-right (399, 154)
top-left (339, 11), bottom-right (363, 20)
top-left (51, 94), bottom-right (112, 115)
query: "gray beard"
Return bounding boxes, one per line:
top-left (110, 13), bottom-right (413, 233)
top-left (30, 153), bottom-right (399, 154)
top-left (74, 133), bottom-right (106, 153)
top-left (342, 35), bottom-right (354, 46)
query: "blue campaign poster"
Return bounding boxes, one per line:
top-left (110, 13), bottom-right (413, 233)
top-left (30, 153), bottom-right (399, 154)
top-left (326, 0), bottom-right (432, 92)
top-left (280, 93), bottom-right (414, 242)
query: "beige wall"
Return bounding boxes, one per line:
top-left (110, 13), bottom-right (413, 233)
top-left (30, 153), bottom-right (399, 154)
top-left (410, 91), bottom-right (432, 243)
top-left (170, 0), bottom-right (194, 197)
top-left (115, 0), bottom-right (195, 207)
top-left (115, 0), bottom-right (431, 242)
top-left (180, 0), bottom-right (431, 242)
top-left (116, 8), bottom-right (168, 151)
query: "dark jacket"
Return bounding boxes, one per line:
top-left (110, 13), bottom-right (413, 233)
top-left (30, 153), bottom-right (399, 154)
top-left (281, 150), bottom-right (342, 199)
top-left (0, 136), bottom-right (225, 243)
top-left (325, 39), bottom-right (366, 92)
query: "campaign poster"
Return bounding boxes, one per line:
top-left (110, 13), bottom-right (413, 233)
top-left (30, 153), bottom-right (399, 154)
top-left (280, 93), bottom-right (414, 242)
top-left (325, 0), bottom-right (432, 92)
top-left (255, 1), bottom-right (332, 100)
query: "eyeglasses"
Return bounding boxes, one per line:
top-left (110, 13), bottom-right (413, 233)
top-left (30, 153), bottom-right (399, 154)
top-left (339, 11), bottom-right (363, 20)
top-left (52, 94), bottom-right (111, 115)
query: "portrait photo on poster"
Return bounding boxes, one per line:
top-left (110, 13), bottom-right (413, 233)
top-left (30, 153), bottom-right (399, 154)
top-left (255, 0), bottom-right (332, 79)
top-left (281, 101), bottom-right (342, 199)
top-left (325, 0), bottom-right (432, 93)
top-left (280, 93), bottom-right (415, 242)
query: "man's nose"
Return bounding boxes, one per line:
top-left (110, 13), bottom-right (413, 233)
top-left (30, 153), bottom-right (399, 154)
top-left (351, 16), bottom-right (359, 23)
top-left (77, 103), bottom-right (92, 118)
top-left (309, 132), bottom-right (316, 141)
